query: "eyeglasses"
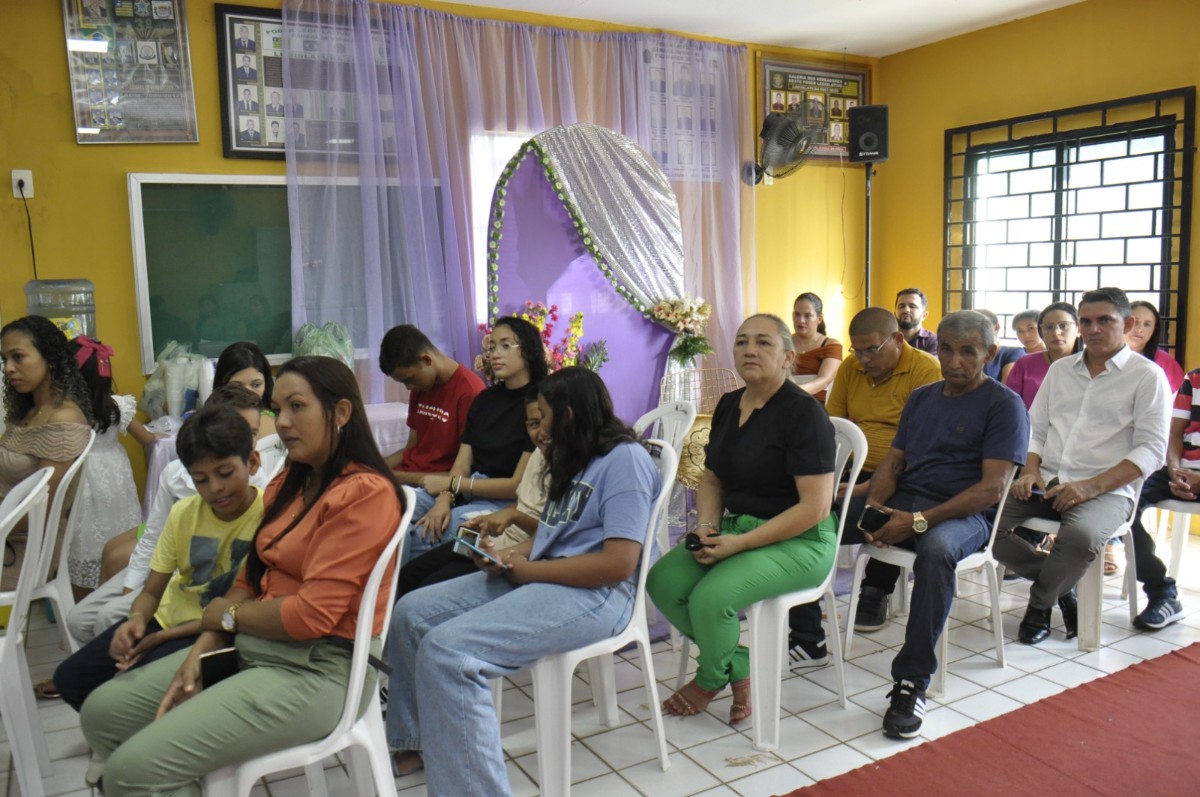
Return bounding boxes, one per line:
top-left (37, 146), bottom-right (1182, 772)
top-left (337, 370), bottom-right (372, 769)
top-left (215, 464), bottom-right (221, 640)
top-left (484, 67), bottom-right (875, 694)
top-left (1039, 321), bottom-right (1076, 334)
top-left (851, 340), bottom-right (890, 359)
top-left (485, 341), bottom-right (520, 355)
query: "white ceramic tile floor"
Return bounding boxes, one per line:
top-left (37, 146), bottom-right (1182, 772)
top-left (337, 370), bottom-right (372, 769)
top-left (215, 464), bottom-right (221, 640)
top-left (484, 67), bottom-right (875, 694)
top-left (3, 535), bottom-right (1200, 797)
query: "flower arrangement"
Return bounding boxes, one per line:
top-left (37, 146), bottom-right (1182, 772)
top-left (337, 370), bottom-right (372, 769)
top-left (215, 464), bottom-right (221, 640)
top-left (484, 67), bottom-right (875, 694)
top-left (651, 297), bottom-right (714, 365)
top-left (475, 301), bottom-right (608, 380)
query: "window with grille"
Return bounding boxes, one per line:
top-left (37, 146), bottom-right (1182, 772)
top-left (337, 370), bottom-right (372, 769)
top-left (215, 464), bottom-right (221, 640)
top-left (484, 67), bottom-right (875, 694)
top-left (944, 88), bottom-right (1195, 361)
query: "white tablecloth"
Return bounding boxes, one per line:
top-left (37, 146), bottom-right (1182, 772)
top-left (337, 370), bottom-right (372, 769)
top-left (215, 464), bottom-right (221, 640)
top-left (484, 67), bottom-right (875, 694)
top-left (142, 402), bottom-right (409, 519)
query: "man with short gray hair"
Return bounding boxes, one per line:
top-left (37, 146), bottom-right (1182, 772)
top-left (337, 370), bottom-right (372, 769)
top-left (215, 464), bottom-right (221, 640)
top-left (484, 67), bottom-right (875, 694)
top-left (861, 310), bottom-right (1028, 739)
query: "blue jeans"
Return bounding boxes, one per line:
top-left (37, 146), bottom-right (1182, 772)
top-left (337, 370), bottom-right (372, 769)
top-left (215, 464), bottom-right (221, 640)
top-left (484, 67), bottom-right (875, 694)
top-left (886, 492), bottom-right (990, 690)
top-left (401, 477), bottom-right (510, 565)
top-left (385, 572), bottom-right (636, 797)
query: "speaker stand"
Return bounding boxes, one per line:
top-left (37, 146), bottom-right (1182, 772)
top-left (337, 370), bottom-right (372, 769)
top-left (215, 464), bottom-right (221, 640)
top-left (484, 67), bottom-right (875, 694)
top-left (864, 161), bottom-right (875, 306)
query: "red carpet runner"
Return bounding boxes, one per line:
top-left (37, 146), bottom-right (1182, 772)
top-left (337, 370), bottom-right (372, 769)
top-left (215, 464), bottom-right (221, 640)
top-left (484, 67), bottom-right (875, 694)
top-left (778, 642), bottom-right (1200, 796)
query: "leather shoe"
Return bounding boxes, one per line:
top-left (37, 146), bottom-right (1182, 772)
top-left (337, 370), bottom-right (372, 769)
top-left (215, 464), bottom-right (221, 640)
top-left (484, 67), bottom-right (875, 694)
top-left (1018, 605), bottom-right (1052, 644)
top-left (1058, 592), bottom-right (1078, 639)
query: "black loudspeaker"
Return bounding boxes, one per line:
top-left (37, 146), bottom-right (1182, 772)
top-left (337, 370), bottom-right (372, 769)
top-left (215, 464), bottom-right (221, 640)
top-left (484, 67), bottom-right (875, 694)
top-left (848, 105), bottom-right (889, 164)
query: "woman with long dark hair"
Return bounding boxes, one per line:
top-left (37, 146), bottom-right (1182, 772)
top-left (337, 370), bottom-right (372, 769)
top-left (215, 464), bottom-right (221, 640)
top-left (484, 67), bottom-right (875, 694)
top-left (79, 356), bottom-right (404, 795)
top-left (214, 340), bottom-right (276, 437)
top-left (1128, 300), bottom-right (1184, 392)
top-left (385, 367), bottom-right (662, 795)
top-left (1, 316), bottom-right (90, 580)
top-left (400, 315), bottom-right (548, 564)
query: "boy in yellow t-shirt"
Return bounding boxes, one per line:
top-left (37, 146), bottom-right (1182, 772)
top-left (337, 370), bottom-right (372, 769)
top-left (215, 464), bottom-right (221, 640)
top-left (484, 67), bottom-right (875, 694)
top-left (54, 403), bottom-right (264, 711)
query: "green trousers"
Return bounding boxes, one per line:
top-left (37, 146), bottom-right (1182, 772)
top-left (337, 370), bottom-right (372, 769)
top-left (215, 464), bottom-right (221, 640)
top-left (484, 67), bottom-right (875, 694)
top-left (79, 633), bottom-right (380, 797)
top-left (647, 513), bottom-right (836, 691)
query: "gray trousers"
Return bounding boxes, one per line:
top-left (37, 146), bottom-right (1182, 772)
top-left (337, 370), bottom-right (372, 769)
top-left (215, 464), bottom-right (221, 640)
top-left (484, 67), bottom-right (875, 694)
top-left (993, 491), bottom-right (1132, 610)
top-left (79, 634), bottom-right (378, 797)
top-left (67, 568), bottom-right (134, 643)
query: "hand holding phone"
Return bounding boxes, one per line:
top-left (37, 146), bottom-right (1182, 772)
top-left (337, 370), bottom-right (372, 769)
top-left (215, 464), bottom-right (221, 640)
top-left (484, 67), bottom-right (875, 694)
top-left (454, 535), bottom-right (512, 570)
top-left (857, 505), bottom-right (891, 534)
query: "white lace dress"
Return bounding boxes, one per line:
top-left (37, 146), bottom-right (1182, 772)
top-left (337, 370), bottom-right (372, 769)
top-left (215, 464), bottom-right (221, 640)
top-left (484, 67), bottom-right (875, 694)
top-left (66, 394), bottom-right (143, 588)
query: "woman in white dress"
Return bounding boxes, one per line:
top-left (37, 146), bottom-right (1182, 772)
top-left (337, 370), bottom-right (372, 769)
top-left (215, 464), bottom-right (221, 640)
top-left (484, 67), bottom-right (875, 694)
top-left (65, 337), bottom-right (158, 599)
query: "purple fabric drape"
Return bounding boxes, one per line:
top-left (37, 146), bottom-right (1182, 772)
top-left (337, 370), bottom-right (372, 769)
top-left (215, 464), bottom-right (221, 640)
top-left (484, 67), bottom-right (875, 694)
top-left (284, 1), bottom-right (753, 403)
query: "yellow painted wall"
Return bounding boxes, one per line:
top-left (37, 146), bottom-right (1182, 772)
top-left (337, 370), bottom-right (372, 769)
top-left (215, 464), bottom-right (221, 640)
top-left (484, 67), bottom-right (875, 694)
top-left (875, 0), bottom-right (1200, 350)
top-left (2, 1), bottom-right (284, 488)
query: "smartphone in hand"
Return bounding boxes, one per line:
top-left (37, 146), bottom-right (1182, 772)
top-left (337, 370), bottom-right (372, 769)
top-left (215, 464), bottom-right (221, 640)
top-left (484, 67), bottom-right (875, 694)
top-left (199, 647), bottom-right (239, 689)
top-left (857, 505), bottom-right (890, 534)
top-left (454, 535), bottom-right (512, 570)
top-left (452, 525), bottom-right (481, 557)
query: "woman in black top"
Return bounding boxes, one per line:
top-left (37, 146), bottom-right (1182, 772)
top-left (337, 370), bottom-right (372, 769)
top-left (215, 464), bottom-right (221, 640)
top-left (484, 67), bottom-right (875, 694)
top-left (399, 316), bottom-right (547, 566)
top-left (647, 314), bottom-right (838, 725)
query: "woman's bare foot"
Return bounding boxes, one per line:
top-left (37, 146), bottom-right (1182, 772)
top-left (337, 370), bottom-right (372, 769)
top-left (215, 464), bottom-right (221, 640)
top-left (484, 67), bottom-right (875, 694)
top-left (391, 750), bottom-right (424, 777)
top-left (728, 678), bottom-right (751, 725)
top-left (662, 679), bottom-right (720, 717)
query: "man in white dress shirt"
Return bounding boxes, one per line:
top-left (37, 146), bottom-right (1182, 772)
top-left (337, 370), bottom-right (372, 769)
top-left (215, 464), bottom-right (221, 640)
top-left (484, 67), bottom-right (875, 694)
top-left (994, 287), bottom-right (1170, 644)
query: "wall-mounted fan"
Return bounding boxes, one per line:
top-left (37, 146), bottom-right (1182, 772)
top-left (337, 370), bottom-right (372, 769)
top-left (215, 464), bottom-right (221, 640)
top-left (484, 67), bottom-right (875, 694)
top-left (753, 112), bottom-right (821, 183)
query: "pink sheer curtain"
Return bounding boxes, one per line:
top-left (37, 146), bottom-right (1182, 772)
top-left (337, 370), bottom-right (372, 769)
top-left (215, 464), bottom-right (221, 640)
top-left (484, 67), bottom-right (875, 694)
top-left (285, 1), bottom-right (753, 399)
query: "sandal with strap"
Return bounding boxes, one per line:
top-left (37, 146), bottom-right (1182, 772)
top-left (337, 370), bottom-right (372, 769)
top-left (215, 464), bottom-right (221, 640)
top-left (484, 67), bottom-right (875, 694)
top-left (1103, 544), bottom-right (1121, 576)
top-left (662, 679), bottom-right (720, 717)
top-left (729, 678), bottom-right (752, 725)
top-left (34, 679), bottom-right (62, 700)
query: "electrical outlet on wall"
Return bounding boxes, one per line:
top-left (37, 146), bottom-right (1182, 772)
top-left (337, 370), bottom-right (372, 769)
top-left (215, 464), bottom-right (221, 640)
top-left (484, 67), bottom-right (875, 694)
top-left (12, 169), bottom-right (34, 199)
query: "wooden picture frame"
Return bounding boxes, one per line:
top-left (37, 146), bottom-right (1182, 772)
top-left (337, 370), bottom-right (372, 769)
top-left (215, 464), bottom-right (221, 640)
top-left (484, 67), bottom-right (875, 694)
top-left (760, 57), bottom-right (869, 162)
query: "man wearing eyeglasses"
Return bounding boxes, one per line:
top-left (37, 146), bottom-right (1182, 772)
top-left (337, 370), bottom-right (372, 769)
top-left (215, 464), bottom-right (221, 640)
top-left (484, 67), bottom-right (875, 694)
top-left (788, 307), bottom-right (941, 665)
top-left (994, 287), bottom-right (1170, 644)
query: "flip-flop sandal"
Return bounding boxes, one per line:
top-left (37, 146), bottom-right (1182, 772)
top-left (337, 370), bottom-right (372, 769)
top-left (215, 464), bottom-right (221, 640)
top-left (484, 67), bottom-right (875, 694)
top-left (1103, 544), bottom-right (1120, 576)
top-left (728, 678), bottom-right (752, 725)
top-left (662, 680), bottom-right (719, 717)
top-left (34, 679), bottom-right (62, 700)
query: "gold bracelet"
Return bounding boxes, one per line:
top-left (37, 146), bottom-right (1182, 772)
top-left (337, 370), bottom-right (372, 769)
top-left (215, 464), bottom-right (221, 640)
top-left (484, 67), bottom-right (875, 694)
top-left (127, 611), bottom-right (145, 622)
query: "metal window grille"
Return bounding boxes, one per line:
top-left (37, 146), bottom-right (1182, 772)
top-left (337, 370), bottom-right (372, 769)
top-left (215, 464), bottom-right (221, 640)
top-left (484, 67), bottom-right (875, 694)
top-left (944, 87), bottom-right (1195, 362)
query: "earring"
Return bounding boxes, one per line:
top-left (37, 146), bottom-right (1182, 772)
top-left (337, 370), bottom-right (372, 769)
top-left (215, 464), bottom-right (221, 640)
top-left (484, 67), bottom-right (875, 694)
top-left (337, 425), bottom-right (344, 434)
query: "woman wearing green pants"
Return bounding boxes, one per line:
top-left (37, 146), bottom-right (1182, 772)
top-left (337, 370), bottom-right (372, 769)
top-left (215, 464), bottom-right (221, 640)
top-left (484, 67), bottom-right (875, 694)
top-left (648, 314), bottom-right (837, 725)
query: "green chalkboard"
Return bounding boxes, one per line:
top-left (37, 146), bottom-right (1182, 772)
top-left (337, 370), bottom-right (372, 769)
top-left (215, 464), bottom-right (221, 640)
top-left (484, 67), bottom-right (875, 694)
top-left (129, 173), bottom-right (291, 372)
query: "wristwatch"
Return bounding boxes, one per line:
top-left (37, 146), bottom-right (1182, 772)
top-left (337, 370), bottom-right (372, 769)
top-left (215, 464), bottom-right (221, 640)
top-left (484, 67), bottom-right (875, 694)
top-left (911, 511), bottom-right (929, 534)
top-left (221, 602), bottom-right (241, 633)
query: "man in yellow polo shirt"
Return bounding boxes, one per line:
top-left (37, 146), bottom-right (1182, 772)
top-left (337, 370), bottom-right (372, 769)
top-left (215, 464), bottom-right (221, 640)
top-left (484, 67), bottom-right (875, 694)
top-left (789, 307), bottom-right (941, 665)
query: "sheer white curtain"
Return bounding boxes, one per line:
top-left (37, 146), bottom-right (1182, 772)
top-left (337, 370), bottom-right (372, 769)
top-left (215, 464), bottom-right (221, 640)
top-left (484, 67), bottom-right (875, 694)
top-left (284, 1), bottom-right (753, 399)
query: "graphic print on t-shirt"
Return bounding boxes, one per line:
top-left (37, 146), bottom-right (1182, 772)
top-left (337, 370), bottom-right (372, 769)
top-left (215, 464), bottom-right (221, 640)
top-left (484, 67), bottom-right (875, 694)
top-left (542, 482), bottom-right (594, 528)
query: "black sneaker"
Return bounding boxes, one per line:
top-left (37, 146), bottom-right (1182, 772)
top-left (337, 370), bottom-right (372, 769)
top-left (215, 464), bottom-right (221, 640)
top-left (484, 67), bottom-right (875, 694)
top-left (854, 586), bottom-right (890, 632)
top-left (1134, 597), bottom-right (1184, 630)
top-left (788, 637), bottom-right (828, 669)
top-left (882, 679), bottom-right (926, 739)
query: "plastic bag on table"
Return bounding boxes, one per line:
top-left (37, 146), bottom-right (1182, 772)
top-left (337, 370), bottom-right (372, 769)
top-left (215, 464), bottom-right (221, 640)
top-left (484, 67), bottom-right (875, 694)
top-left (292, 322), bottom-right (355, 369)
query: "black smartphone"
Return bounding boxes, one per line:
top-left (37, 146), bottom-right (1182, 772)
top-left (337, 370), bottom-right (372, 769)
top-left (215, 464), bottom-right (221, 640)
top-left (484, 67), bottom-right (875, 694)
top-left (857, 505), bottom-right (890, 534)
top-left (199, 646), bottom-right (239, 689)
top-left (684, 532), bottom-right (704, 551)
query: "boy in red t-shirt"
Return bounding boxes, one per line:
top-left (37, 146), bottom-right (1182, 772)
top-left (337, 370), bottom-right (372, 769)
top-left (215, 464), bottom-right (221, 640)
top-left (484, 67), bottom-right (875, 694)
top-left (379, 325), bottom-right (484, 486)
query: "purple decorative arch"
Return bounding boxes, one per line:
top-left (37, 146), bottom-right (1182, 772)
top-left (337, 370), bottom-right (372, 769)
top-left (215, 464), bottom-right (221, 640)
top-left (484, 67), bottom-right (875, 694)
top-left (486, 124), bottom-right (685, 423)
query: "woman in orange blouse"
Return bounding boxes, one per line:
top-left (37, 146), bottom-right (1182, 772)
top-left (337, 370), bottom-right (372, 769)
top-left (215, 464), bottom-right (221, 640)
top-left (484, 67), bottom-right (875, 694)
top-left (79, 356), bottom-right (404, 797)
top-left (790, 292), bottom-right (843, 403)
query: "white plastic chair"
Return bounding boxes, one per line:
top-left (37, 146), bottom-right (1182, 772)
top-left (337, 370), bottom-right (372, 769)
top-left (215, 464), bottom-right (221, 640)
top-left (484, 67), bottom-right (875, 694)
top-left (202, 485), bottom-right (416, 797)
top-left (29, 428), bottom-right (97, 653)
top-left (526, 441), bottom-right (678, 797)
top-left (845, 466), bottom-right (1018, 697)
top-left (1017, 491), bottom-right (1140, 653)
top-left (1149, 499), bottom-right (1197, 580)
top-left (742, 417), bottom-right (868, 751)
top-left (0, 467), bottom-right (54, 797)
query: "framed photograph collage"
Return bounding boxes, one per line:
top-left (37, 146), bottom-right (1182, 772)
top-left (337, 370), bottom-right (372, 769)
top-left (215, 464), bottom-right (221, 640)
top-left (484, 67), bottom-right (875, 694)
top-left (760, 57), bottom-right (869, 161)
top-left (62, 0), bottom-right (198, 144)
